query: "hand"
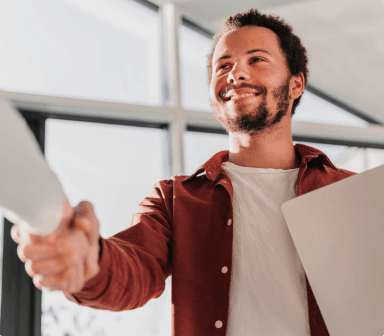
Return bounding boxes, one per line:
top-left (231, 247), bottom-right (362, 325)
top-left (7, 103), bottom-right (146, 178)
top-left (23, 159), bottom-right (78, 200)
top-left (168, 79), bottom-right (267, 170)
top-left (12, 199), bottom-right (101, 293)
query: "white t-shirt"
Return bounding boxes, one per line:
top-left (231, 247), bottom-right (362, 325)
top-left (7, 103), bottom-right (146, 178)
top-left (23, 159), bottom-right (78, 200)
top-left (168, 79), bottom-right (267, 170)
top-left (0, 95), bottom-right (64, 235)
top-left (223, 161), bottom-right (310, 336)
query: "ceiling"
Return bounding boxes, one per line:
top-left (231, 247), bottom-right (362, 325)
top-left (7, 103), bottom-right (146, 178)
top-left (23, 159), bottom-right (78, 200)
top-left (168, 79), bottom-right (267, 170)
top-left (154, 0), bottom-right (384, 125)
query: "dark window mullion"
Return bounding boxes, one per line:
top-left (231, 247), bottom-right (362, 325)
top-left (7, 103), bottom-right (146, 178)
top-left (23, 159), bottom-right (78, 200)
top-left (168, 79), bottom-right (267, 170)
top-left (0, 112), bottom-right (45, 336)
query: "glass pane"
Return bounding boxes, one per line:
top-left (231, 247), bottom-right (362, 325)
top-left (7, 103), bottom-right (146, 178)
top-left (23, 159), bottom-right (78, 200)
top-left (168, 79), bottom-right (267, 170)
top-left (367, 148), bottom-right (384, 170)
top-left (183, 131), bottom-right (229, 175)
top-left (42, 119), bottom-right (171, 335)
top-left (179, 25), bottom-right (213, 112)
top-left (332, 147), bottom-right (368, 173)
top-left (292, 91), bottom-right (369, 128)
top-left (0, 0), bottom-right (162, 106)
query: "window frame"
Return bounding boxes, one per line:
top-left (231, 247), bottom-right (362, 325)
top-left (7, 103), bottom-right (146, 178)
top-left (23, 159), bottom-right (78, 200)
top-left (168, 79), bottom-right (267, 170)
top-left (1, 1), bottom-right (384, 335)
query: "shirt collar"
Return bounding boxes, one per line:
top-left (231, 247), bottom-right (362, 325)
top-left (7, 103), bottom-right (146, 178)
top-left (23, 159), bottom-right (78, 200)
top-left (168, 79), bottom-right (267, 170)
top-left (182, 143), bottom-right (339, 183)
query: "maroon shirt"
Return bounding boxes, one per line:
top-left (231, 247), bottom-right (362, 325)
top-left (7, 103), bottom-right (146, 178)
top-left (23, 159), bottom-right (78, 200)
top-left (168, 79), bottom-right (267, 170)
top-left (66, 143), bottom-right (356, 336)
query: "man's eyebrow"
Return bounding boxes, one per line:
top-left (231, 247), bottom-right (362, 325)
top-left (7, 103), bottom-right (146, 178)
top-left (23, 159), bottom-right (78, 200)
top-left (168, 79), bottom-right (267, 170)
top-left (216, 49), bottom-right (273, 63)
top-left (246, 49), bottom-right (273, 57)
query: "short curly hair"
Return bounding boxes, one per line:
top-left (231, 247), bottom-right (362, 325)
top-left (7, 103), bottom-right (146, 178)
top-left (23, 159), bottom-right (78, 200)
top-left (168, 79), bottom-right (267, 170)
top-left (207, 8), bottom-right (309, 116)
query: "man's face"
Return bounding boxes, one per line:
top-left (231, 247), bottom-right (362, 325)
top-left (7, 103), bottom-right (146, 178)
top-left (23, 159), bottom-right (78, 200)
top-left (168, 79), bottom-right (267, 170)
top-left (210, 26), bottom-right (293, 135)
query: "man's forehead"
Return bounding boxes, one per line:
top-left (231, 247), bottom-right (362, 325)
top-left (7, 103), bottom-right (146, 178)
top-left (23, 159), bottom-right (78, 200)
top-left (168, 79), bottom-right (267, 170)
top-left (213, 26), bottom-right (280, 62)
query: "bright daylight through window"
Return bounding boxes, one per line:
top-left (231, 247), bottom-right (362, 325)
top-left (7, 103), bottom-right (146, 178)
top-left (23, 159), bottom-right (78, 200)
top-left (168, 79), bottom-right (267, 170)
top-left (1, 0), bottom-right (384, 335)
top-left (43, 119), bottom-right (171, 336)
top-left (0, 0), bottom-right (162, 106)
top-left (179, 22), bottom-right (213, 112)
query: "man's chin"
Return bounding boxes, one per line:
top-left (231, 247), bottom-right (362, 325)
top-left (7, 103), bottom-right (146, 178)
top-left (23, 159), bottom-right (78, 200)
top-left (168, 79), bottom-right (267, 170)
top-left (216, 117), bottom-right (268, 135)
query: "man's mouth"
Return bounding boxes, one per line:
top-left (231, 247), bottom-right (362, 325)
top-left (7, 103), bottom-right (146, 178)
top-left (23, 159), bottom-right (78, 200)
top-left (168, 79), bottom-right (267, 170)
top-left (224, 92), bottom-right (261, 102)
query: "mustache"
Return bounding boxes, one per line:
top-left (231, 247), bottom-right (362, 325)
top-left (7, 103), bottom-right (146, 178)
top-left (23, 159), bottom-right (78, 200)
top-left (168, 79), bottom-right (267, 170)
top-left (219, 83), bottom-right (267, 101)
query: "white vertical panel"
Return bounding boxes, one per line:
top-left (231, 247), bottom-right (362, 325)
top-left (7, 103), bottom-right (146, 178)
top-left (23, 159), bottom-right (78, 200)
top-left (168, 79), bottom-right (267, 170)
top-left (162, 3), bottom-right (185, 175)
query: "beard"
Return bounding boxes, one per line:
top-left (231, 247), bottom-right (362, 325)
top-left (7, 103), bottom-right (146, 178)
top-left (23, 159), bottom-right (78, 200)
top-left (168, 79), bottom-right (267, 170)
top-left (212, 76), bottom-right (291, 135)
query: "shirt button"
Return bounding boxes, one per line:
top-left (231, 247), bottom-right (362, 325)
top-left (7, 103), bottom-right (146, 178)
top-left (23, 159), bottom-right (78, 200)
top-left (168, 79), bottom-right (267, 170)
top-left (215, 320), bottom-right (223, 328)
top-left (221, 266), bottom-right (228, 274)
top-left (227, 219), bottom-right (232, 226)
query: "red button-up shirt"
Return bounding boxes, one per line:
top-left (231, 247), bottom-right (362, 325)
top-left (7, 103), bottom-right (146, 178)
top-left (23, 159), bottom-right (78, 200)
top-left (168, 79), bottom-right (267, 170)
top-left (67, 143), bottom-right (356, 336)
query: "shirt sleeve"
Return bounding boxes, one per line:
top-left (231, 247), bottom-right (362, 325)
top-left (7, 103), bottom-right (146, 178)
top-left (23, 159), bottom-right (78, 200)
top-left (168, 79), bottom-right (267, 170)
top-left (64, 179), bottom-right (173, 311)
top-left (0, 94), bottom-right (65, 235)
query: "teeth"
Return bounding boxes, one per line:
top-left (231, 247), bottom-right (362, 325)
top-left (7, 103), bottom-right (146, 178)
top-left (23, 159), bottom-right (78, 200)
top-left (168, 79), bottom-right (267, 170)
top-left (229, 93), bottom-right (258, 100)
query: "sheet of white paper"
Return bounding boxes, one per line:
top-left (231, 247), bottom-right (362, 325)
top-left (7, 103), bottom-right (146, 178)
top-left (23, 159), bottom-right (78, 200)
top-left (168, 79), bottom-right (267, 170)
top-left (0, 93), bottom-right (65, 235)
top-left (281, 164), bottom-right (384, 336)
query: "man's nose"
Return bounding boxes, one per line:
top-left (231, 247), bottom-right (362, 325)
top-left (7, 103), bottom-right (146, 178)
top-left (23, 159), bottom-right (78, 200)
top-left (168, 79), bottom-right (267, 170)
top-left (227, 63), bottom-right (251, 84)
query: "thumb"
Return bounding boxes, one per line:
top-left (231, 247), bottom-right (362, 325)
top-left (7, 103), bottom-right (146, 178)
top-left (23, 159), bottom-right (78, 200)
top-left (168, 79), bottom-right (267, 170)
top-left (72, 217), bottom-right (92, 235)
top-left (73, 201), bottom-right (99, 244)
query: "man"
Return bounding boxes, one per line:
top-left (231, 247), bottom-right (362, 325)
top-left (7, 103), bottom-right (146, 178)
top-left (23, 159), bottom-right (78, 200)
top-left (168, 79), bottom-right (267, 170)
top-left (15, 8), bottom-right (356, 336)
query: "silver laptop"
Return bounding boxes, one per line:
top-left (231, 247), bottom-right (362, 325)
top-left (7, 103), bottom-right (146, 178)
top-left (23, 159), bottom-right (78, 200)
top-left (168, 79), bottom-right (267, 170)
top-left (281, 164), bottom-right (384, 336)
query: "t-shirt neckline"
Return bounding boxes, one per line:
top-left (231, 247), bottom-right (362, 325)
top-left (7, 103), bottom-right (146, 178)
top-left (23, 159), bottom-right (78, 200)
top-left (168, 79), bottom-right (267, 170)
top-left (222, 161), bottom-right (300, 174)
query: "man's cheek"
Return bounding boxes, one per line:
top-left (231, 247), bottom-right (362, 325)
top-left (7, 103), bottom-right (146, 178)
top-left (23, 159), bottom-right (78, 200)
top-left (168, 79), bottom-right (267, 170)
top-left (209, 85), bottom-right (215, 101)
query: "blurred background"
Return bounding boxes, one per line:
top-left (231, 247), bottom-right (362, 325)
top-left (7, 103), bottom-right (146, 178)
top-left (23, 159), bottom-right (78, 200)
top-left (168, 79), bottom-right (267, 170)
top-left (1, 0), bottom-right (384, 335)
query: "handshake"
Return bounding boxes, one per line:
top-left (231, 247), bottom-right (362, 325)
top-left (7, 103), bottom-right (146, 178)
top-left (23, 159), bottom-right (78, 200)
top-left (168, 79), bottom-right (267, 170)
top-left (11, 197), bottom-right (101, 294)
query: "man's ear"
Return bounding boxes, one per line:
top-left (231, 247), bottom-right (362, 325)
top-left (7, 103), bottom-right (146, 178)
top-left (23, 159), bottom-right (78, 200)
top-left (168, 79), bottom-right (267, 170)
top-left (290, 72), bottom-right (305, 100)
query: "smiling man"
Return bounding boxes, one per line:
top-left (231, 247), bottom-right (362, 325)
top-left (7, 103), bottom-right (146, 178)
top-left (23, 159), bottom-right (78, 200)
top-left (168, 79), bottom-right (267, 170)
top-left (211, 27), bottom-right (295, 137)
top-left (209, 15), bottom-right (307, 171)
top-left (15, 8), bottom-right (356, 336)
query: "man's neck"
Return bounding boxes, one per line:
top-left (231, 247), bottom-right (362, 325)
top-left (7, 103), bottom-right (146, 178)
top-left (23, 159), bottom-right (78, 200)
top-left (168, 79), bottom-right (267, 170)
top-left (228, 129), bottom-right (300, 170)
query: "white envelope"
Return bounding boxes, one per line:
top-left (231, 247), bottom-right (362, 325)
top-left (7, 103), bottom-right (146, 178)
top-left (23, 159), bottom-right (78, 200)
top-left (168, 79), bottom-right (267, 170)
top-left (0, 94), bottom-right (65, 235)
top-left (281, 164), bottom-right (384, 336)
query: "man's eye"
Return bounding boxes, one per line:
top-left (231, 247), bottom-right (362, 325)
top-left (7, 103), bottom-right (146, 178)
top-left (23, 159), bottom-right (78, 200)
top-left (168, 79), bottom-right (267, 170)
top-left (218, 63), bottom-right (229, 70)
top-left (251, 57), bottom-right (262, 63)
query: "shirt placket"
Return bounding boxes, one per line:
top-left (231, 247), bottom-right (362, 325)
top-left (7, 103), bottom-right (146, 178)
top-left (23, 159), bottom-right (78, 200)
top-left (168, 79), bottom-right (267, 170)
top-left (211, 172), bottom-right (234, 335)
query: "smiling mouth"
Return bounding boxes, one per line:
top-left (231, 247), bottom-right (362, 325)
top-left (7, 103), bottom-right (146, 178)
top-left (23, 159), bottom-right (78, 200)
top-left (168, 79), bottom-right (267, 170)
top-left (225, 93), bottom-right (261, 102)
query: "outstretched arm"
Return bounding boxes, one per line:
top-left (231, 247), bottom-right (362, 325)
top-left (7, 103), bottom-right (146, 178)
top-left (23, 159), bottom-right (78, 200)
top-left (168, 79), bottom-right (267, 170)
top-left (14, 181), bottom-right (173, 312)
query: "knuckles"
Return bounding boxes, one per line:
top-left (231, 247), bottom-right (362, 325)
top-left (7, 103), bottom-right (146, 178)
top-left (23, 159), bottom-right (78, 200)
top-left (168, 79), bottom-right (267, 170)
top-left (14, 208), bottom-right (98, 293)
top-left (11, 224), bottom-right (21, 244)
top-left (28, 260), bottom-right (40, 276)
top-left (17, 244), bottom-right (27, 263)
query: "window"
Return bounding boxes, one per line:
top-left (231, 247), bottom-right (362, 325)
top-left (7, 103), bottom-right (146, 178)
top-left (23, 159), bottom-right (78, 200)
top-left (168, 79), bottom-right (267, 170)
top-left (292, 90), bottom-right (370, 127)
top-left (179, 20), bottom-right (213, 112)
top-left (184, 129), bottom-right (228, 175)
top-left (1, 3), bottom-right (384, 335)
top-left (0, 0), bottom-right (162, 106)
top-left (43, 119), bottom-right (171, 335)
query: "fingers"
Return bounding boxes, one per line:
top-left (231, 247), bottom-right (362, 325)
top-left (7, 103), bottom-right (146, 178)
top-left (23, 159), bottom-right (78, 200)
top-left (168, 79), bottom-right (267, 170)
top-left (25, 253), bottom-right (74, 278)
top-left (37, 225), bottom-right (94, 293)
top-left (34, 267), bottom-right (73, 291)
top-left (17, 244), bottom-right (27, 263)
top-left (11, 224), bottom-right (21, 244)
top-left (22, 238), bottom-right (71, 261)
top-left (33, 275), bottom-right (44, 291)
top-left (17, 231), bottom-right (64, 263)
top-left (16, 199), bottom-right (100, 294)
